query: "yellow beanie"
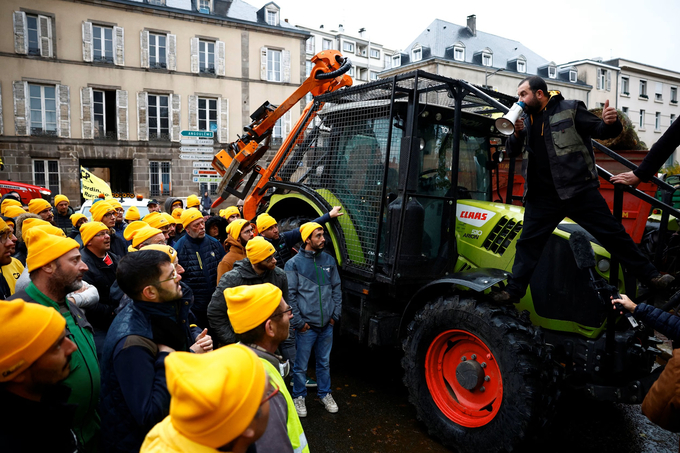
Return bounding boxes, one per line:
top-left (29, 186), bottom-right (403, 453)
top-left (3, 218), bottom-right (14, 229)
top-left (1, 198), bottom-right (22, 215)
top-left (143, 244), bottom-right (178, 264)
top-left (70, 213), bottom-right (88, 228)
top-left (256, 213), bottom-right (277, 232)
top-left (161, 212), bottom-right (176, 226)
top-left (21, 218), bottom-right (51, 240)
top-left (90, 201), bottom-right (114, 222)
top-left (125, 206), bottom-right (141, 221)
top-left (225, 283), bottom-right (282, 333)
top-left (300, 222), bottom-right (323, 243)
top-left (166, 344), bottom-right (266, 448)
top-left (0, 299), bottom-right (66, 382)
top-left (124, 221), bottom-right (148, 241)
top-left (172, 208), bottom-right (184, 220)
top-left (33, 224), bottom-right (66, 238)
top-left (28, 199), bottom-right (52, 215)
top-left (108, 200), bottom-right (122, 210)
top-left (226, 219), bottom-right (248, 241)
top-left (181, 208), bottom-right (203, 229)
top-left (144, 212), bottom-right (169, 229)
top-left (54, 195), bottom-right (69, 206)
top-left (25, 228), bottom-right (80, 272)
top-left (129, 225), bottom-right (163, 248)
top-left (0, 218), bottom-right (8, 234)
top-left (3, 205), bottom-right (26, 218)
top-left (245, 236), bottom-right (275, 264)
top-left (186, 194), bottom-right (200, 208)
top-left (80, 221), bottom-right (109, 246)
top-left (222, 206), bottom-right (240, 219)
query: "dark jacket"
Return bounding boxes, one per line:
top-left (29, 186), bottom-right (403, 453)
top-left (634, 118), bottom-right (680, 182)
top-left (265, 212), bottom-right (332, 269)
top-left (100, 299), bottom-right (196, 453)
top-left (114, 220), bottom-right (128, 244)
top-left (634, 303), bottom-right (680, 342)
top-left (208, 258), bottom-right (289, 347)
top-left (55, 206), bottom-right (75, 235)
top-left (507, 92), bottom-right (623, 200)
top-left (109, 228), bottom-right (128, 257)
top-left (80, 247), bottom-right (120, 331)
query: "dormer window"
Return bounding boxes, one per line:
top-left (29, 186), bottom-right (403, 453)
top-left (265, 7), bottom-right (279, 26)
top-left (392, 54), bottom-right (401, 67)
top-left (453, 42), bottom-right (465, 62)
top-left (482, 48), bottom-right (492, 67)
top-left (569, 69), bottom-right (577, 83)
top-left (412, 45), bottom-right (422, 62)
top-left (198, 0), bottom-right (211, 14)
top-left (548, 65), bottom-right (557, 79)
top-left (516, 56), bottom-right (526, 73)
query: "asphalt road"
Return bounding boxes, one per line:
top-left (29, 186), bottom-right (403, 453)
top-left (297, 335), bottom-right (679, 453)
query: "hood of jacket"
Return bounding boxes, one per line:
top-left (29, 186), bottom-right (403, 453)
top-left (164, 197), bottom-right (183, 213)
top-left (231, 258), bottom-right (260, 279)
top-left (224, 235), bottom-right (244, 254)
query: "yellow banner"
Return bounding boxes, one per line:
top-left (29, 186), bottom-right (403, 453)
top-left (80, 166), bottom-right (112, 200)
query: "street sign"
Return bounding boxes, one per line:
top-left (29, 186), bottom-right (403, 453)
top-left (180, 154), bottom-right (213, 161)
top-left (179, 146), bottom-right (214, 153)
top-left (192, 161), bottom-right (213, 168)
top-left (193, 176), bottom-right (222, 183)
top-left (180, 130), bottom-right (214, 138)
top-left (193, 169), bottom-right (218, 176)
top-left (180, 138), bottom-right (214, 145)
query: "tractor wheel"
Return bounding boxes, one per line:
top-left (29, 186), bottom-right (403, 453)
top-left (402, 296), bottom-right (557, 453)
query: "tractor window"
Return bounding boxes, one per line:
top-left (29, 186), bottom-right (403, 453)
top-left (458, 135), bottom-right (491, 201)
top-left (418, 124), bottom-right (454, 197)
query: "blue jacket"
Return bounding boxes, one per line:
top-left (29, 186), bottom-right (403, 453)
top-left (285, 248), bottom-right (342, 330)
top-left (265, 212), bottom-right (331, 269)
top-left (634, 303), bottom-right (680, 342)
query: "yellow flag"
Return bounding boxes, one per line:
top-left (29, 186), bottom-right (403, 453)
top-left (80, 166), bottom-right (113, 200)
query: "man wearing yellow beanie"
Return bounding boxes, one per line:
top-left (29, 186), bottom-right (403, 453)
top-left (90, 200), bottom-right (128, 257)
top-left (124, 205), bottom-right (141, 222)
top-left (140, 344), bottom-right (269, 453)
top-left (53, 194), bottom-right (75, 235)
top-left (186, 194), bottom-right (200, 209)
top-left (0, 299), bottom-right (83, 452)
top-left (221, 205), bottom-right (241, 224)
top-left (1, 197), bottom-right (22, 215)
top-left (286, 222), bottom-right (342, 417)
top-left (256, 206), bottom-right (343, 269)
top-left (8, 228), bottom-right (101, 451)
top-left (0, 218), bottom-right (23, 298)
top-left (28, 198), bottom-right (55, 225)
top-left (108, 199), bottom-right (128, 246)
top-left (226, 284), bottom-right (310, 453)
top-left (144, 212), bottom-right (171, 243)
top-left (208, 236), bottom-right (288, 348)
top-left (216, 219), bottom-right (255, 282)
top-left (68, 213), bottom-right (88, 244)
top-left (3, 205), bottom-right (26, 218)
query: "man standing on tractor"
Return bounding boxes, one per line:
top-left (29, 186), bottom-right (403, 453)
top-left (494, 76), bottom-right (673, 303)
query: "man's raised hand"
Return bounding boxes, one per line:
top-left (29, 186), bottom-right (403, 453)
top-left (602, 100), bottom-right (618, 125)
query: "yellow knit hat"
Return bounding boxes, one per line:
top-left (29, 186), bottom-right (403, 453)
top-left (180, 208), bottom-right (203, 229)
top-left (80, 221), bottom-right (109, 246)
top-left (226, 219), bottom-right (248, 241)
top-left (0, 299), bottom-right (66, 382)
top-left (256, 213), bottom-right (277, 232)
top-left (144, 212), bottom-right (169, 229)
top-left (166, 344), bottom-right (266, 448)
top-left (222, 206), bottom-right (240, 219)
top-left (161, 212), bottom-right (176, 226)
top-left (1, 198), bottom-right (22, 215)
top-left (125, 206), bottom-right (141, 221)
top-left (27, 199), bottom-right (52, 215)
top-left (90, 201), bottom-right (114, 222)
top-left (186, 194), bottom-right (200, 208)
top-left (124, 221), bottom-right (148, 241)
top-left (143, 244), bottom-right (178, 264)
top-left (130, 225), bottom-right (163, 248)
top-left (32, 224), bottom-right (66, 238)
top-left (225, 283), bottom-right (282, 333)
top-left (3, 205), bottom-right (26, 218)
top-left (245, 236), bottom-right (275, 264)
top-left (21, 218), bottom-right (51, 240)
top-left (172, 208), bottom-right (184, 220)
top-left (108, 199), bottom-right (123, 210)
top-left (25, 228), bottom-right (80, 272)
top-left (70, 213), bottom-right (88, 228)
top-left (0, 218), bottom-right (8, 234)
top-left (54, 195), bottom-right (69, 206)
top-left (300, 222), bottom-right (323, 243)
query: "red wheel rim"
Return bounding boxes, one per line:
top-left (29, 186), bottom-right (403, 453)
top-left (425, 330), bottom-right (503, 428)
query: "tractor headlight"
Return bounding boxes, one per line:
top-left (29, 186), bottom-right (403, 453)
top-left (597, 259), bottom-right (610, 273)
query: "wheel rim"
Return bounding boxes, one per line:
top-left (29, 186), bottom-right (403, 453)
top-left (425, 329), bottom-right (503, 428)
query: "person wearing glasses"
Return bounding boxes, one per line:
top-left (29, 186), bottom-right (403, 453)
top-left (90, 200), bottom-right (128, 258)
top-left (28, 198), bottom-right (55, 225)
top-left (99, 249), bottom-right (212, 453)
top-left (141, 344), bottom-right (271, 453)
top-left (228, 283), bottom-right (309, 453)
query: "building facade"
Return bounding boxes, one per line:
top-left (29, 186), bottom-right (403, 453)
top-left (0, 0), bottom-right (308, 205)
top-left (559, 59), bottom-right (621, 111)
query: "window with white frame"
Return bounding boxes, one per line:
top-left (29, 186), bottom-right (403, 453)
top-left (598, 69), bottom-right (606, 90)
top-left (343, 41), bottom-right (354, 53)
top-left (29, 84), bottom-right (57, 136)
top-left (199, 39), bottom-right (215, 73)
top-left (392, 54), bottom-right (401, 67)
top-left (267, 48), bottom-right (282, 82)
top-left (198, 0), bottom-right (211, 13)
top-left (92, 90), bottom-right (117, 139)
top-left (569, 70), bottom-right (577, 83)
top-left (482, 52), bottom-right (492, 67)
top-left (149, 33), bottom-right (167, 69)
top-left (306, 37), bottom-right (314, 54)
top-left (26, 14), bottom-right (41, 56)
top-left (621, 76), bottom-right (629, 95)
top-left (306, 60), bottom-right (313, 77)
top-left (347, 66), bottom-right (354, 77)
top-left (655, 82), bottom-right (663, 102)
top-left (384, 55), bottom-right (391, 69)
top-left (322, 39), bottom-right (332, 50)
top-left (93, 25), bottom-right (114, 63)
top-left (199, 182), bottom-right (218, 196)
top-left (639, 109), bottom-right (645, 129)
top-left (517, 59), bottom-right (526, 73)
top-left (33, 160), bottom-right (60, 195)
top-left (672, 87), bottom-right (678, 103)
top-left (453, 45), bottom-right (465, 62)
top-left (198, 97), bottom-right (217, 132)
top-left (622, 106), bottom-right (628, 117)
top-left (149, 161), bottom-right (171, 197)
top-left (370, 48), bottom-right (380, 59)
top-left (640, 80), bottom-right (648, 98)
top-left (147, 0), bottom-right (166, 5)
top-left (370, 71), bottom-right (378, 81)
top-left (148, 94), bottom-right (169, 140)
top-left (412, 47), bottom-right (422, 62)
top-left (548, 65), bottom-right (557, 79)
top-left (265, 9), bottom-right (278, 26)
top-left (656, 112), bottom-right (661, 130)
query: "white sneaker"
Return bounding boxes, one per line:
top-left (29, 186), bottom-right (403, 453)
top-left (320, 394), bottom-right (338, 413)
top-left (294, 396), bottom-right (307, 417)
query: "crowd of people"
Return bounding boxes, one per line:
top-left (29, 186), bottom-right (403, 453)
top-left (0, 190), bottom-right (343, 453)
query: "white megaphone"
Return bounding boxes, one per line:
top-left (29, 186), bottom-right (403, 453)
top-left (495, 101), bottom-right (526, 136)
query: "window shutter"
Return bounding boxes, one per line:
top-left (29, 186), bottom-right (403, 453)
top-left (116, 89), bottom-right (129, 140)
top-left (606, 71), bottom-right (611, 91)
top-left (137, 91), bottom-right (148, 141)
top-left (113, 26), bottom-right (125, 66)
top-left (0, 83), bottom-right (3, 136)
top-left (170, 94), bottom-right (181, 142)
top-left (283, 111), bottom-right (291, 138)
top-left (140, 30), bottom-right (149, 68)
top-left (13, 12), bottom-right (28, 55)
top-left (12, 81), bottom-right (29, 136)
top-left (218, 97), bottom-right (229, 143)
top-left (596, 72), bottom-right (601, 90)
top-left (260, 47), bottom-right (267, 80)
top-left (80, 86), bottom-right (94, 139)
top-left (38, 15), bottom-right (52, 58)
top-left (282, 50), bottom-right (291, 83)
top-left (188, 95), bottom-right (198, 131)
top-left (167, 34), bottom-right (177, 71)
top-left (216, 40), bottom-right (226, 76)
top-left (82, 21), bottom-right (93, 62)
top-left (190, 37), bottom-right (199, 74)
top-left (56, 85), bottom-right (71, 138)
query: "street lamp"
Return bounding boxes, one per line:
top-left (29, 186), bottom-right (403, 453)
top-left (484, 67), bottom-right (505, 89)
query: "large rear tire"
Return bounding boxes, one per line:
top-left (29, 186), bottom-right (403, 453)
top-left (402, 296), bottom-right (557, 452)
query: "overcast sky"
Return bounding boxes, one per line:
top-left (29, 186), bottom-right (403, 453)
top-left (275, 0), bottom-right (680, 72)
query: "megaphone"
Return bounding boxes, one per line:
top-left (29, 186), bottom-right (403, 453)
top-left (495, 102), bottom-right (526, 136)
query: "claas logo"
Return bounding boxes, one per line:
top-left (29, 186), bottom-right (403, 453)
top-left (459, 210), bottom-right (488, 221)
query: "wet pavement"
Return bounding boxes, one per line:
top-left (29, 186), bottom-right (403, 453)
top-left (297, 335), bottom-right (679, 453)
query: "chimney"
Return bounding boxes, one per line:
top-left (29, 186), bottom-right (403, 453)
top-left (320, 24), bottom-right (324, 29)
top-left (339, 24), bottom-right (344, 32)
top-left (467, 14), bottom-right (476, 36)
top-left (358, 27), bottom-right (366, 38)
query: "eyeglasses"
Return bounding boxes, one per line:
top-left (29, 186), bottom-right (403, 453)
top-left (102, 212), bottom-right (114, 218)
top-left (0, 231), bottom-right (12, 243)
top-left (271, 306), bottom-right (293, 318)
top-left (157, 268), bottom-right (178, 284)
top-left (93, 231), bottom-right (109, 238)
top-left (261, 381), bottom-right (280, 405)
top-left (262, 255), bottom-right (276, 264)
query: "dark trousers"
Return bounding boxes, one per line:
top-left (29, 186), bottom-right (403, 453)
top-left (507, 188), bottom-right (658, 298)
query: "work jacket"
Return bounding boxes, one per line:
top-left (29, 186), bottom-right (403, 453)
top-left (264, 212), bottom-right (332, 269)
top-left (216, 236), bottom-right (245, 283)
top-left (507, 91), bottom-right (623, 200)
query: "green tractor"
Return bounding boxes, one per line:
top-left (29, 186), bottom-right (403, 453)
top-left (218, 69), bottom-right (668, 452)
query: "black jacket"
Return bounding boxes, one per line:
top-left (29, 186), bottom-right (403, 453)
top-left (55, 206), bottom-right (75, 235)
top-left (634, 118), bottom-right (680, 182)
top-left (634, 303), bottom-right (680, 342)
top-left (80, 247), bottom-right (120, 330)
top-left (109, 229), bottom-right (128, 257)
